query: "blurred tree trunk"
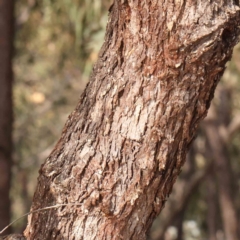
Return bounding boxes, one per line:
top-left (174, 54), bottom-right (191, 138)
top-left (175, 209), bottom-right (184, 240)
top-left (22, 1), bottom-right (240, 239)
top-left (204, 90), bottom-right (239, 239)
top-left (0, 0), bottom-right (14, 236)
top-left (206, 171), bottom-right (217, 240)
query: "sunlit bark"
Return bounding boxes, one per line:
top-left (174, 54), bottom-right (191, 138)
top-left (23, 1), bottom-right (240, 239)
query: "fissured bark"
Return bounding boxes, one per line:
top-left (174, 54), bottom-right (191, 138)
top-left (24, 1), bottom-right (240, 239)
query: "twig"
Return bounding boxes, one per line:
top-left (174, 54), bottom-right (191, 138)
top-left (0, 203), bottom-right (82, 235)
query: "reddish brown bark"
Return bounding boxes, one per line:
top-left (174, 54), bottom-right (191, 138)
top-left (23, 1), bottom-right (240, 239)
top-left (0, 0), bottom-right (14, 236)
top-left (150, 148), bottom-right (212, 240)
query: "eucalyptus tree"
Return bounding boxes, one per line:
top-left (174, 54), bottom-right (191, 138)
top-left (20, 1), bottom-right (240, 239)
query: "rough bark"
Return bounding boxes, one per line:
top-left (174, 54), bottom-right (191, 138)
top-left (24, 1), bottom-right (240, 239)
top-left (150, 148), bottom-right (212, 240)
top-left (0, 234), bottom-right (26, 240)
top-left (0, 0), bottom-right (14, 236)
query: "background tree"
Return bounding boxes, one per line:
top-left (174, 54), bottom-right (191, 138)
top-left (0, 0), bottom-right (14, 236)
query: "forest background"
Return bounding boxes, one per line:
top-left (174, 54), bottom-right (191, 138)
top-left (1, 0), bottom-right (240, 239)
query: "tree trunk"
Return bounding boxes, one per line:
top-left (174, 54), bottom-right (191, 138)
top-left (150, 147), bottom-right (211, 240)
top-left (0, 0), bottom-right (14, 236)
top-left (204, 102), bottom-right (239, 239)
top-left (206, 171), bottom-right (217, 240)
top-left (175, 208), bottom-right (184, 240)
top-left (24, 1), bottom-right (240, 239)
